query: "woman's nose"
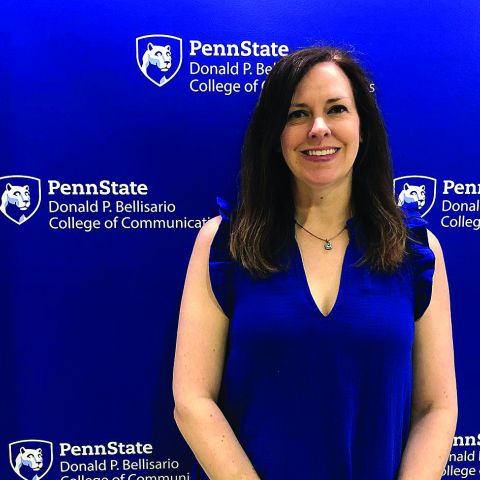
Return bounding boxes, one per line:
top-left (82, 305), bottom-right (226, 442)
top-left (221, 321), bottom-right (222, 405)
top-left (308, 117), bottom-right (331, 139)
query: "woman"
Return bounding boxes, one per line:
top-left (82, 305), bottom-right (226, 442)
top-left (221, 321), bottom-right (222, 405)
top-left (173, 46), bottom-right (457, 479)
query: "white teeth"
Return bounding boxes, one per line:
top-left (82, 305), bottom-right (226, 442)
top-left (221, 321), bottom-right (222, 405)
top-left (305, 148), bottom-right (338, 156)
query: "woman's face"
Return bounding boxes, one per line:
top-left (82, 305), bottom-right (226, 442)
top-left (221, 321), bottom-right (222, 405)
top-left (280, 62), bottom-right (361, 191)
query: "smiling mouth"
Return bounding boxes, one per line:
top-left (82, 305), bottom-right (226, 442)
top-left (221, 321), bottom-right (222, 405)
top-left (301, 147), bottom-right (341, 156)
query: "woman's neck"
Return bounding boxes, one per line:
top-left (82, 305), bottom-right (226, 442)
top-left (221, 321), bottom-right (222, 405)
top-left (293, 178), bottom-right (353, 232)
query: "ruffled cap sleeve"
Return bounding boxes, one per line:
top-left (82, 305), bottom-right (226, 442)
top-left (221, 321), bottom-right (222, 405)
top-left (209, 197), bottom-right (235, 318)
top-left (402, 203), bottom-right (436, 321)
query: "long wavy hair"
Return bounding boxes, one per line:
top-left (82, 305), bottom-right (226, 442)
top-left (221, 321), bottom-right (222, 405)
top-left (230, 46), bottom-right (408, 277)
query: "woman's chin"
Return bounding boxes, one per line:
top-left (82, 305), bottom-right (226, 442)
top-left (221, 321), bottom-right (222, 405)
top-left (300, 173), bottom-right (351, 190)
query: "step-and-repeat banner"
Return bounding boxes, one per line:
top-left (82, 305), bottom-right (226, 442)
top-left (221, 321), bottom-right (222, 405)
top-left (2, 0), bottom-right (479, 478)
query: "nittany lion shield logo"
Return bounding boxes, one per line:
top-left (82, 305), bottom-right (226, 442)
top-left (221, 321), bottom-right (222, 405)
top-left (136, 34), bottom-right (183, 87)
top-left (394, 175), bottom-right (437, 217)
top-left (0, 175), bottom-right (41, 225)
top-left (9, 440), bottom-right (53, 480)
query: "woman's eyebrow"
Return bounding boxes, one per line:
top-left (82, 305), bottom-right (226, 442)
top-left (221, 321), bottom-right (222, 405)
top-left (290, 97), bottom-right (350, 107)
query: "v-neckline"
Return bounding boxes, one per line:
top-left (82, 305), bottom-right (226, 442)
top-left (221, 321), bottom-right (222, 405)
top-left (294, 226), bottom-right (353, 319)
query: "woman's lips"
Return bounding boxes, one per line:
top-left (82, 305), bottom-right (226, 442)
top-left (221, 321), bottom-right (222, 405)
top-left (301, 147), bottom-right (341, 162)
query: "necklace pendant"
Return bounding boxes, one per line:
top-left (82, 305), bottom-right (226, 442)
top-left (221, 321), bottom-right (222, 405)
top-left (324, 240), bottom-right (333, 250)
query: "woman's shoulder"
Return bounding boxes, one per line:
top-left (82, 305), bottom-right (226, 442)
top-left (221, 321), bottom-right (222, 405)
top-left (196, 197), bottom-right (234, 246)
top-left (400, 202), bottom-right (428, 229)
top-left (204, 197), bottom-right (236, 318)
top-left (399, 203), bottom-right (436, 255)
top-left (399, 203), bottom-right (437, 321)
top-left (197, 215), bottom-right (222, 245)
top-left (425, 228), bottom-right (443, 259)
top-left (190, 197), bottom-right (235, 267)
top-left (400, 202), bottom-right (432, 247)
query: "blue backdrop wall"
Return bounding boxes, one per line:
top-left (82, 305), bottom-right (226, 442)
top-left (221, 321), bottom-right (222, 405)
top-left (2, 0), bottom-right (480, 478)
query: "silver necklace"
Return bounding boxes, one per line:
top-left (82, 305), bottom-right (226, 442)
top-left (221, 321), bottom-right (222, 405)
top-left (294, 220), bottom-right (347, 250)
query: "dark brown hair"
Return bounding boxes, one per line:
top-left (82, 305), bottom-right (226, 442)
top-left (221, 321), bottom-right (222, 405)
top-left (230, 46), bottom-right (408, 277)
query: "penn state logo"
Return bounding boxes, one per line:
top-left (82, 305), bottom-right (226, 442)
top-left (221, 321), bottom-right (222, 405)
top-left (136, 34), bottom-right (183, 87)
top-left (0, 175), bottom-right (41, 225)
top-left (9, 440), bottom-right (53, 480)
top-left (394, 175), bottom-right (437, 217)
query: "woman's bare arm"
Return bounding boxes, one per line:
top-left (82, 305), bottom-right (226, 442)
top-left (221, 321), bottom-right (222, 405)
top-left (173, 216), bottom-right (260, 480)
top-left (397, 230), bottom-right (458, 480)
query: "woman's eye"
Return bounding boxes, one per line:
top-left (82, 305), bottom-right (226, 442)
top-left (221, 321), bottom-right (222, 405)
top-left (328, 105), bottom-right (348, 114)
top-left (287, 110), bottom-right (308, 120)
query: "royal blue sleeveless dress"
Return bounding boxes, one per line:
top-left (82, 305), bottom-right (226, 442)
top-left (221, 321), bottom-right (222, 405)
top-left (192, 197), bottom-right (435, 480)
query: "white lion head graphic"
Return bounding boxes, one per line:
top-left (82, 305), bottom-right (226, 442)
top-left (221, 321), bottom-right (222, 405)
top-left (397, 183), bottom-right (426, 210)
top-left (14, 447), bottom-right (43, 479)
top-left (2, 183), bottom-right (31, 209)
top-left (0, 183), bottom-right (31, 223)
top-left (136, 35), bottom-right (183, 88)
top-left (9, 439), bottom-right (53, 480)
top-left (141, 43), bottom-right (172, 85)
